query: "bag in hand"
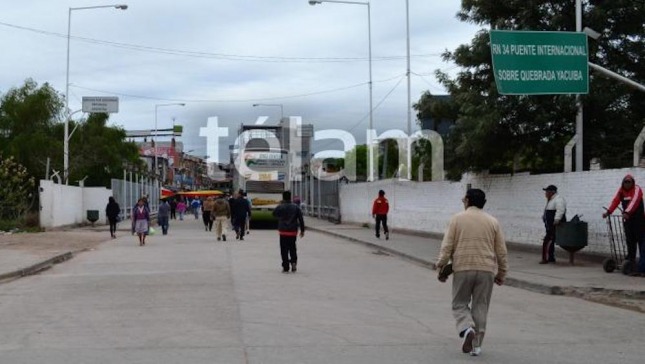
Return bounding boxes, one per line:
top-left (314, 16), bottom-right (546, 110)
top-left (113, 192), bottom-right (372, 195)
top-left (437, 263), bottom-right (453, 282)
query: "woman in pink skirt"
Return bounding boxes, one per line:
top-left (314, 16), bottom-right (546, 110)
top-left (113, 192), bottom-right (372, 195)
top-left (131, 198), bottom-right (150, 246)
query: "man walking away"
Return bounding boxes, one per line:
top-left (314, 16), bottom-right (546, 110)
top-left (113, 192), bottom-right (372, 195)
top-left (158, 199), bottom-right (170, 235)
top-left (191, 198), bottom-right (201, 220)
top-left (169, 199), bottom-right (177, 220)
top-left (372, 189), bottom-right (390, 240)
top-left (202, 196), bottom-right (215, 231)
top-left (105, 196), bottom-right (121, 239)
top-left (273, 191), bottom-right (305, 273)
top-left (213, 195), bottom-right (231, 241)
top-left (540, 185), bottom-right (567, 264)
top-left (231, 190), bottom-right (251, 240)
top-left (436, 189), bottom-right (508, 357)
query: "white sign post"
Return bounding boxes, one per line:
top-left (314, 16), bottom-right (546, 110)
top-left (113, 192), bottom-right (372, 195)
top-left (82, 96), bottom-right (119, 113)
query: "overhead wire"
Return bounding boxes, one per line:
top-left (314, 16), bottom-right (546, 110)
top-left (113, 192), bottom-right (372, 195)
top-left (0, 22), bottom-right (441, 63)
top-left (313, 74), bottom-right (406, 152)
top-left (0, 20), bottom-right (443, 63)
top-left (69, 73), bottom-right (406, 103)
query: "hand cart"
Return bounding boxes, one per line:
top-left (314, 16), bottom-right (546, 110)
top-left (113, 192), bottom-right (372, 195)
top-left (603, 213), bottom-right (634, 274)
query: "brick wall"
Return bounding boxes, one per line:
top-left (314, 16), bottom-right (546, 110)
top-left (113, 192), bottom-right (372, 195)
top-left (340, 168), bottom-right (645, 254)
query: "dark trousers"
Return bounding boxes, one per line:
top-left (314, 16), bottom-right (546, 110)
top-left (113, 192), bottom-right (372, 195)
top-left (280, 235), bottom-right (298, 270)
top-left (108, 218), bottom-right (117, 236)
top-left (158, 216), bottom-right (169, 235)
top-left (623, 220), bottom-right (642, 262)
top-left (170, 208), bottom-right (176, 219)
top-left (233, 216), bottom-right (246, 238)
top-left (202, 211), bottom-right (212, 231)
top-left (542, 224), bottom-right (556, 262)
top-left (375, 214), bottom-right (388, 236)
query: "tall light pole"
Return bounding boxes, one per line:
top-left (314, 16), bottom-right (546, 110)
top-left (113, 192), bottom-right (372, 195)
top-left (575, 0), bottom-right (583, 171)
top-left (252, 103), bottom-right (284, 120)
top-left (405, 0), bottom-right (412, 180)
top-left (64, 4), bottom-right (128, 184)
top-left (154, 103), bottom-right (185, 180)
top-left (308, 0), bottom-right (374, 181)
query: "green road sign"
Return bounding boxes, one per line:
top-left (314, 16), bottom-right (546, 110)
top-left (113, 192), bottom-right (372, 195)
top-left (490, 30), bottom-right (589, 95)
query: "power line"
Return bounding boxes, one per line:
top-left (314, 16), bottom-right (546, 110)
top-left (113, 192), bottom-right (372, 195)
top-left (313, 75), bottom-right (406, 151)
top-left (70, 73), bottom-right (406, 103)
top-left (411, 72), bottom-right (446, 93)
top-left (0, 20), bottom-right (443, 63)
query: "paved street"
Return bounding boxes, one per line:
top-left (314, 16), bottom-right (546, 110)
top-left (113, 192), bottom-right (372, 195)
top-left (0, 218), bottom-right (643, 363)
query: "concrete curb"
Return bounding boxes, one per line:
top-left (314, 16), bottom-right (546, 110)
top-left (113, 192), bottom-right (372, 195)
top-left (308, 226), bottom-right (645, 301)
top-left (0, 252), bottom-right (74, 283)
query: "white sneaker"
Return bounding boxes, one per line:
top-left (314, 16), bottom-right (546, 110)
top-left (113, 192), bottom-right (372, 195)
top-left (470, 347), bottom-right (481, 356)
top-left (461, 327), bottom-right (475, 353)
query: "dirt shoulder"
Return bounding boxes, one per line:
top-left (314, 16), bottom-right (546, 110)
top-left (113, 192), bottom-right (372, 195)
top-left (0, 229), bottom-right (112, 256)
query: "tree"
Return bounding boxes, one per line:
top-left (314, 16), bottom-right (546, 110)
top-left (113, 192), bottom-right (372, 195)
top-left (0, 156), bottom-right (35, 220)
top-left (426, 0), bottom-right (644, 180)
top-left (0, 79), bottom-right (144, 188)
top-left (65, 113), bottom-right (143, 187)
top-left (344, 144), bottom-right (368, 181)
top-left (0, 79), bottom-right (64, 181)
top-left (412, 92), bottom-right (459, 180)
top-left (378, 140), bottom-right (401, 179)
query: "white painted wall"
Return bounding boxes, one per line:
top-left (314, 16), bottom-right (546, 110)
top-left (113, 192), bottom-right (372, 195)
top-left (340, 168), bottom-right (644, 254)
top-left (39, 180), bottom-right (113, 229)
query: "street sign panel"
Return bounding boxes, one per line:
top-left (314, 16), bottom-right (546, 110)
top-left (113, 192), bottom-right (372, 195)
top-left (490, 30), bottom-right (589, 95)
top-left (82, 96), bottom-right (119, 113)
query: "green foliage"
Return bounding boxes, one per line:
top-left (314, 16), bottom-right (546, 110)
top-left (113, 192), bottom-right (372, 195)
top-left (0, 79), bottom-right (64, 181)
top-left (67, 113), bottom-right (143, 187)
top-left (0, 79), bottom-right (144, 188)
top-left (0, 156), bottom-right (35, 219)
top-left (344, 144), bottom-right (368, 181)
top-left (423, 1), bottom-right (644, 180)
top-left (377, 140), bottom-right (400, 179)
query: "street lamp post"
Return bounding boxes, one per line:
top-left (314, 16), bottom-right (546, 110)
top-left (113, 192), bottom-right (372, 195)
top-left (252, 103), bottom-right (284, 120)
top-left (405, 0), bottom-right (412, 179)
top-left (308, 0), bottom-right (374, 181)
top-left (154, 103), bottom-right (185, 181)
top-left (64, 4), bottom-right (128, 184)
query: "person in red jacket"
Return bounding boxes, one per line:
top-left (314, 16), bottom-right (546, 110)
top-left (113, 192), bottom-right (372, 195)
top-left (602, 174), bottom-right (645, 275)
top-left (372, 189), bottom-right (390, 240)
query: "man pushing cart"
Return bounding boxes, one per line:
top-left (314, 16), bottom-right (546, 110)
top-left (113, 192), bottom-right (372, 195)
top-left (601, 174), bottom-right (645, 276)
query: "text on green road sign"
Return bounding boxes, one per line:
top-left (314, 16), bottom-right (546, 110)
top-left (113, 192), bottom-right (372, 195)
top-left (491, 44), bottom-right (587, 57)
top-left (489, 30), bottom-right (589, 95)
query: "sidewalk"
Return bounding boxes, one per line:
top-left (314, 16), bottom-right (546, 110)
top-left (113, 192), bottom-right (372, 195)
top-left (305, 217), bottom-right (645, 311)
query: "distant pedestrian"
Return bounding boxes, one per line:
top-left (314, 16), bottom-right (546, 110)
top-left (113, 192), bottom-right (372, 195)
top-left (230, 190), bottom-right (251, 240)
top-left (540, 185), bottom-right (567, 264)
top-left (602, 174), bottom-right (645, 276)
top-left (131, 198), bottom-right (150, 246)
top-left (372, 189), bottom-right (390, 240)
top-left (202, 196), bottom-right (215, 231)
top-left (169, 199), bottom-right (177, 220)
top-left (191, 198), bottom-right (201, 220)
top-left (243, 192), bottom-right (252, 235)
top-left (105, 196), bottom-right (121, 239)
top-left (177, 199), bottom-right (186, 220)
top-left (212, 195), bottom-right (231, 241)
top-left (273, 191), bottom-right (305, 273)
top-left (158, 199), bottom-right (170, 235)
top-left (436, 188), bottom-right (508, 356)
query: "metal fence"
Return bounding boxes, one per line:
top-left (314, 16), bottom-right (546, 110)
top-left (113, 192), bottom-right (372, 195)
top-left (291, 176), bottom-right (342, 223)
top-left (111, 171), bottom-right (160, 219)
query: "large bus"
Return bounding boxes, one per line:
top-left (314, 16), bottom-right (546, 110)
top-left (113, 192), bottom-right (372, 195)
top-left (234, 148), bottom-right (290, 224)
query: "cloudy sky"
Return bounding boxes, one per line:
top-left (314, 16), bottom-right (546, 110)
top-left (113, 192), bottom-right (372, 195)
top-left (0, 0), bottom-right (481, 163)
